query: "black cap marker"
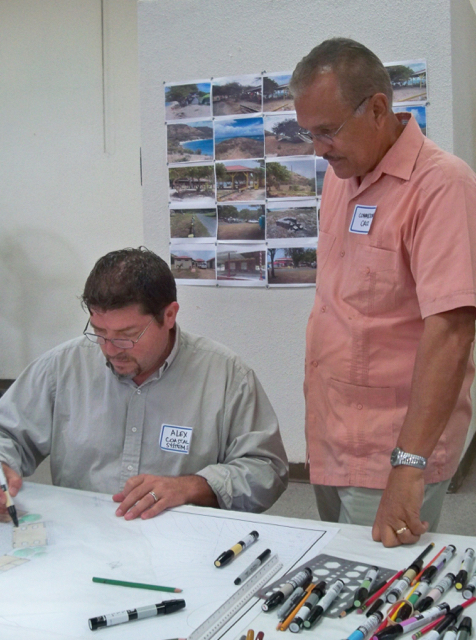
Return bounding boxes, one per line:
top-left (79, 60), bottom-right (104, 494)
top-left (88, 599), bottom-right (185, 630)
top-left (214, 530), bottom-right (259, 567)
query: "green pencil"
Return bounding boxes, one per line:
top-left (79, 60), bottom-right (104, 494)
top-left (92, 577), bottom-right (182, 593)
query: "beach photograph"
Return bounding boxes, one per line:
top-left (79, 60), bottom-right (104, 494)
top-left (169, 165), bottom-right (215, 205)
top-left (316, 156), bottom-right (328, 196)
top-left (266, 203), bottom-right (317, 239)
top-left (263, 73), bottom-right (294, 112)
top-left (212, 75), bottom-right (262, 116)
top-left (214, 117), bottom-right (265, 161)
top-left (384, 59), bottom-right (427, 103)
top-left (393, 104), bottom-right (427, 135)
top-left (217, 248), bottom-right (267, 283)
top-left (217, 204), bottom-right (265, 241)
top-left (216, 160), bottom-right (265, 202)
top-left (267, 247), bottom-right (317, 285)
top-left (170, 208), bottom-right (217, 240)
top-left (264, 114), bottom-right (314, 157)
top-left (266, 158), bottom-right (316, 198)
top-left (165, 82), bottom-right (212, 121)
top-left (170, 248), bottom-right (216, 280)
top-left (167, 121), bottom-right (213, 163)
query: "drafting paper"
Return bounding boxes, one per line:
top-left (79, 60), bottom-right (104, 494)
top-left (0, 483), bottom-right (336, 639)
top-left (0, 554), bottom-right (29, 572)
top-left (12, 521), bottom-right (47, 548)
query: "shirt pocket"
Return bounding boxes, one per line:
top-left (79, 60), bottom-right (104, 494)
top-left (342, 244), bottom-right (397, 316)
top-left (316, 231), bottom-right (336, 291)
top-left (326, 378), bottom-right (397, 457)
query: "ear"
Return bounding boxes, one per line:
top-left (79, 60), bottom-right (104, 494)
top-left (369, 93), bottom-right (390, 128)
top-left (163, 301), bottom-right (179, 329)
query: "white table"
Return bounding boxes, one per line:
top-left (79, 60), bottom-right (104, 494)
top-left (0, 483), bottom-right (474, 640)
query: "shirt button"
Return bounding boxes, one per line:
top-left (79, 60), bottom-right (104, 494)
top-left (340, 251), bottom-right (345, 257)
top-left (357, 403), bottom-right (363, 410)
top-left (311, 360), bottom-right (318, 368)
top-left (136, 389), bottom-right (141, 395)
top-left (127, 465), bottom-right (133, 471)
top-left (321, 305), bottom-right (326, 312)
top-left (131, 427), bottom-right (137, 433)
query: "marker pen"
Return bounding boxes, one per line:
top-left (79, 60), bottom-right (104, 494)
top-left (303, 579), bottom-right (344, 628)
top-left (0, 465), bottom-right (19, 527)
top-left (407, 581), bottom-right (431, 607)
top-left (88, 598), bottom-right (185, 630)
top-left (361, 570), bottom-right (404, 614)
top-left (234, 549), bottom-right (271, 585)
top-left (422, 605), bottom-right (463, 640)
top-left (455, 549), bottom-right (475, 591)
top-left (444, 625), bottom-right (459, 640)
top-left (354, 566), bottom-right (379, 608)
top-left (277, 575), bottom-right (313, 623)
top-left (387, 547), bottom-right (432, 604)
top-left (214, 531), bottom-right (259, 567)
top-left (415, 573), bottom-right (455, 612)
top-left (462, 571), bottom-right (476, 599)
top-left (262, 567), bottom-right (313, 611)
top-left (456, 616), bottom-right (472, 640)
top-left (374, 603), bottom-right (450, 639)
top-left (420, 545), bottom-right (456, 584)
top-left (288, 581), bottom-right (326, 632)
top-left (344, 611), bottom-right (384, 640)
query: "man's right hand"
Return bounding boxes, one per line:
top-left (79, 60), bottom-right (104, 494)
top-left (0, 463), bottom-right (22, 512)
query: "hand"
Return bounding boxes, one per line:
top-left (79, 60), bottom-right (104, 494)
top-left (0, 463), bottom-right (22, 513)
top-left (372, 466), bottom-right (429, 547)
top-left (112, 474), bottom-right (218, 520)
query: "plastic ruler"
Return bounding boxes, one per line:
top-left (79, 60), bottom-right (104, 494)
top-left (187, 554), bottom-right (282, 640)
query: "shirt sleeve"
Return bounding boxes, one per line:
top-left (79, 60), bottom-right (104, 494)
top-left (410, 169), bottom-right (476, 318)
top-left (196, 369), bottom-right (289, 513)
top-left (0, 354), bottom-right (54, 476)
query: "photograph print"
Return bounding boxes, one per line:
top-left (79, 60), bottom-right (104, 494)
top-left (214, 117), bottom-right (265, 161)
top-left (168, 164), bottom-right (216, 206)
top-left (268, 246), bottom-right (317, 286)
top-left (263, 73), bottom-right (294, 113)
top-left (170, 247), bottom-right (216, 281)
top-left (217, 246), bottom-right (267, 284)
top-left (264, 114), bottom-right (314, 157)
top-left (167, 120), bottom-right (214, 164)
top-left (169, 208), bottom-right (217, 241)
top-left (266, 158), bottom-right (316, 199)
top-left (165, 82), bottom-right (212, 121)
top-left (217, 204), bottom-right (265, 241)
top-left (393, 104), bottom-right (426, 135)
top-left (384, 59), bottom-right (427, 104)
top-left (212, 75), bottom-right (262, 117)
top-left (216, 160), bottom-right (265, 202)
top-left (266, 201), bottom-right (317, 239)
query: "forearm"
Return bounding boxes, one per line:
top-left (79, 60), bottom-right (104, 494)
top-left (397, 307), bottom-right (475, 458)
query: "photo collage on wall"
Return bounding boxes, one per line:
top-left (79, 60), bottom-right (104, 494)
top-left (164, 60), bottom-right (427, 288)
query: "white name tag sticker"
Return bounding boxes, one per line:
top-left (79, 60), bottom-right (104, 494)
top-left (159, 424), bottom-right (193, 454)
top-left (349, 205), bottom-right (377, 234)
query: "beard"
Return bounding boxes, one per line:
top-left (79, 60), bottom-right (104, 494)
top-left (106, 354), bottom-right (141, 380)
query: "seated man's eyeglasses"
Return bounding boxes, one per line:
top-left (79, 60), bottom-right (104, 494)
top-left (298, 95), bottom-right (371, 145)
top-left (83, 318), bottom-right (154, 350)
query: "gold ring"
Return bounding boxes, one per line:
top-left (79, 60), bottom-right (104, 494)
top-left (395, 526), bottom-right (408, 535)
top-left (149, 490), bottom-right (159, 503)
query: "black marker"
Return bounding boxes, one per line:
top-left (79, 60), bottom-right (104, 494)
top-left (455, 548), bottom-right (475, 590)
top-left (354, 566), bottom-right (379, 608)
top-left (456, 616), bottom-right (472, 640)
top-left (304, 579), bottom-right (344, 628)
top-left (415, 572), bottom-right (455, 612)
top-left (88, 598), bottom-right (185, 630)
top-left (262, 567), bottom-right (313, 611)
top-left (287, 581), bottom-right (326, 631)
top-left (463, 571), bottom-right (476, 599)
top-left (214, 530), bottom-right (259, 567)
top-left (424, 604), bottom-right (463, 640)
top-left (234, 549), bottom-right (271, 585)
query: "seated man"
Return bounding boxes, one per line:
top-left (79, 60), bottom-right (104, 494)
top-left (0, 248), bottom-right (288, 519)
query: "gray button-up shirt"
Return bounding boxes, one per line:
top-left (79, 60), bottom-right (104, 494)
top-left (0, 326), bottom-right (288, 512)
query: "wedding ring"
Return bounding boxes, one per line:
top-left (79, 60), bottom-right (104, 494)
top-left (149, 490), bottom-right (159, 503)
top-left (395, 526), bottom-right (408, 535)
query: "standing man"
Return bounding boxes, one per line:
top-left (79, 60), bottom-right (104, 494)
top-left (0, 248), bottom-right (288, 519)
top-left (291, 38), bottom-right (476, 546)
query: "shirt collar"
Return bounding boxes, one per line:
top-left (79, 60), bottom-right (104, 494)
top-left (106, 323), bottom-right (182, 386)
top-left (349, 113), bottom-right (425, 196)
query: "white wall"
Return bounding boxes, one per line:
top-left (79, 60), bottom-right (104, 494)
top-left (0, 0), bottom-right (143, 376)
top-left (138, 0), bottom-right (476, 463)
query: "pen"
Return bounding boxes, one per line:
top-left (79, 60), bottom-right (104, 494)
top-left (92, 577), bottom-right (182, 592)
top-left (262, 567), bottom-right (312, 611)
top-left (456, 616), bottom-right (472, 640)
top-left (214, 530), bottom-right (259, 567)
top-left (344, 611), bottom-right (383, 640)
top-left (0, 464), bottom-right (19, 527)
top-left (354, 566), bottom-right (379, 608)
top-left (304, 578), bottom-right (345, 628)
top-left (288, 581), bottom-right (326, 631)
top-left (387, 544), bottom-right (435, 604)
top-left (455, 548), bottom-right (475, 590)
top-left (360, 570), bottom-right (404, 614)
top-left (412, 546), bottom-right (447, 586)
top-left (415, 573), bottom-right (455, 612)
top-left (234, 548), bottom-right (271, 585)
top-left (88, 598), bottom-right (185, 630)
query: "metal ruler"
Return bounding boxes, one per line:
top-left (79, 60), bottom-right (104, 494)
top-left (187, 554), bottom-right (282, 640)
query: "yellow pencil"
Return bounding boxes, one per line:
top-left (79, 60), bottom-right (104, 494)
top-left (278, 582), bottom-right (315, 631)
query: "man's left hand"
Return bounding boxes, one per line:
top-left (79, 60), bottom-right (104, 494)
top-left (372, 466), bottom-right (428, 547)
top-left (113, 474), bottom-right (218, 520)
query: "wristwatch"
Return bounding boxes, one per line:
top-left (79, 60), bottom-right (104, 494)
top-left (390, 447), bottom-right (427, 470)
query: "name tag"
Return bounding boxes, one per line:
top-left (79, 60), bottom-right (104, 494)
top-left (159, 424), bottom-right (193, 454)
top-left (349, 205), bottom-right (377, 234)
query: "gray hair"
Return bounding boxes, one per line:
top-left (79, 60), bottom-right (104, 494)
top-left (290, 37), bottom-right (393, 110)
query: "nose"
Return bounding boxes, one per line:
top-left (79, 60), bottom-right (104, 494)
top-left (312, 138), bottom-right (332, 156)
top-left (101, 339), bottom-right (124, 357)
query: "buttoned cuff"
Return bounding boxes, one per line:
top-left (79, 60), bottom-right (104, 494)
top-left (195, 466), bottom-right (233, 510)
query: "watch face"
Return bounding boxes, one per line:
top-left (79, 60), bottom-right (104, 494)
top-left (390, 448), bottom-right (400, 465)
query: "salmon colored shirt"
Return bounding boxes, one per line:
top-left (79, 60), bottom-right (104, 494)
top-left (305, 115), bottom-right (476, 489)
